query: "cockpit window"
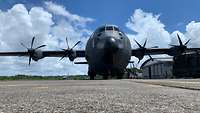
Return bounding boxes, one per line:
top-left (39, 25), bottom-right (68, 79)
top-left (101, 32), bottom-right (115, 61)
top-left (98, 27), bottom-right (105, 32)
top-left (114, 27), bottom-right (119, 31)
top-left (97, 26), bottom-right (120, 32)
top-left (106, 26), bottom-right (113, 31)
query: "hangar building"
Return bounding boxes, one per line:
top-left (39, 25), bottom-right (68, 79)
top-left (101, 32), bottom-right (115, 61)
top-left (141, 59), bottom-right (173, 79)
top-left (173, 51), bottom-right (200, 78)
top-left (141, 51), bottom-right (200, 79)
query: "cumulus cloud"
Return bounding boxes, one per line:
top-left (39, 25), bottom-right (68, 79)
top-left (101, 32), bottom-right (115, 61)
top-left (0, 4), bottom-right (54, 51)
top-left (169, 21), bottom-right (200, 48)
top-left (126, 9), bottom-right (200, 67)
top-left (44, 1), bottom-right (94, 27)
top-left (170, 31), bottom-right (187, 46)
top-left (0, 3), bottom-right (91, 75)
top-left (50, 19), bottom-right (91, 50)
top-left (1, 3), bottom-right (200, 75)
top-left (126, 9), bottom-right (171, 48)
top-left (184, 21), bottom-right (200, 47)
top-left (126, 9), bottom-right (172, 67)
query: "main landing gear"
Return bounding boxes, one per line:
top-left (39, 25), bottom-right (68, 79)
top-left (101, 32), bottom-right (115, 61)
top-left (88, 70), bottom-right (96, 80)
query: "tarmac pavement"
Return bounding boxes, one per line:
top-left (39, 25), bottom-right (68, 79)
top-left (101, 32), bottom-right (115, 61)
top-left (0, 79), bottom-right (199, 113)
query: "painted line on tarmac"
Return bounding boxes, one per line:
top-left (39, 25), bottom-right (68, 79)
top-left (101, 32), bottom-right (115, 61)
top-left (132, 81), bottom-right (200, 91)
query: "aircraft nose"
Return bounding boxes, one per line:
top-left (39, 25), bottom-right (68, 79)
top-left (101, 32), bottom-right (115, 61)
top-left (105, 37), bottom-right (119, 52)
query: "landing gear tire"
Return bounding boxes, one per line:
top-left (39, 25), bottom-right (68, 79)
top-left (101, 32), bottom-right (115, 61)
top-left (116, 72), bottom-right (124, 79)
top-left (103, 75), bottom-right (108, 80)
top-left (117, 75), bottom-right (123, 79)
top-left (88, 70), bottom-right (96, 80)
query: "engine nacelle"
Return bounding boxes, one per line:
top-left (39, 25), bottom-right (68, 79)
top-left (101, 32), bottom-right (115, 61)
top-left (32, 50), bottom-right (44, 61)
top-left (68, 51), bottom-right (76, 61)
top-left (167, 46), bottom-right (186, 56)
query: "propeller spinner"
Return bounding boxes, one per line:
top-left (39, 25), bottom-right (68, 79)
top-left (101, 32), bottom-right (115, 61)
top-left (21, 37), bottom-right (46, 65)
top-left (60, 37), bottom-right (81, 61)
top-left (134, 39), bottom-right (153, 63)
top-left (169, 33), bottom-right (190, 54)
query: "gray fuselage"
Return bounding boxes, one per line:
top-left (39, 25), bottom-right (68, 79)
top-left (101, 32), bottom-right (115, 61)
top-left (85, 25), bottom-right (131, 76)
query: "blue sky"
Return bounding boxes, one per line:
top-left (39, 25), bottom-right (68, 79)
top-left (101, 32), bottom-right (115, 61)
top-left (1, 0), bottom-right (200, 32)
top-left (0, 0), bottom-right (200, 75)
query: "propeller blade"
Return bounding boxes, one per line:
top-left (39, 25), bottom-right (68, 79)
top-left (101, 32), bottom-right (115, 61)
top-left (138, 59), bottom-right (141, 64)
top-left (71, 41), bottom-right (81, 50)
top-left (134, 39), bottom-right (142, 48)
top-left (132, 62), bottom-right (134, 68)
top-left (148, 54), bottom-right (154, 61)
top-left (151, 46), bottom-right (158, 48)
top-left (177, 34), bottom-right (183, 46)
top-left (66, 37), bottom-right (70, 49)
top-left (59, 54), bottom-right (68, 61)
top-left (59, 50), bottom-right (70, 61)
top-left (31, 37), bottom-right (35, 49)
top-left (143, 39), bottom-right (147, 47)
top-left (184, 39), bottom-right (191, 45)
top-left (28, 56), bottom-right (31, 66)
top-left (169, 44), bottom-right (177, 47)
top-left (35, 45), bottom-right (46, 50)
top-left (21, 43), bottom-right (28, 49)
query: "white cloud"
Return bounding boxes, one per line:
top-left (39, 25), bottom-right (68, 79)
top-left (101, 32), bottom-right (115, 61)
top-left (50, 19), bottom-right (90, 50)
top-left (170, 31), bottom-right (187, 46)
top-left (0, 4), bottom-right (54, 51)
top-left (0, 3), bottom-right (91, 75)
top-left (126, 9), bottom-right (200, 68)
top-left (185, 21), bottom-right (200, 47)
top-left (2, 3), bottom-right (200, 75)
top-left (168, 21), bottom-right (200, 48)
top-left (44, 1), bottom-right (94, 27)
top-left (126, 9), bottom-right (171, 48)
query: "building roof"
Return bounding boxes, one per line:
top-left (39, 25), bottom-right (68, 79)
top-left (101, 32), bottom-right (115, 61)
top-left (141, 58), bottom-right (173, 69)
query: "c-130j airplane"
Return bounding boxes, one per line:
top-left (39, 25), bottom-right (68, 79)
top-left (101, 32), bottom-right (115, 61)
top-left (0, 24), bottom-right (198, 79)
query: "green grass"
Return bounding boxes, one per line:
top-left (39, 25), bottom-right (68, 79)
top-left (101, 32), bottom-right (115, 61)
top-left (0, 75), bottom-right (65, 81)
top-left (0, 68), bottom-right (142, 81)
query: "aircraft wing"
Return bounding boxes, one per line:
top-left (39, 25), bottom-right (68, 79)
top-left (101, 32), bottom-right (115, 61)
top-left (0, 50), bottom-right (85, 57)
top-left (42, 50), bottom-right (85, 57)
top-left (132, 47), bottom-right (200, 58)
top-left (0, 52), bottom-right (29, 56)
top-left (131, 48), bottom-right (169, 57)
top-left (186, 48), bottom-right (200, 52)
top-left (131, 34), bottom-right (200, 58)
top-left (144, 48), bottom-right (169, 55)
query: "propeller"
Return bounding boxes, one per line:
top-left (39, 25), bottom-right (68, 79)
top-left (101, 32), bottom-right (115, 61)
top-left (60, 36), bottom-right (81, 61)
top-left (21, 37), bottom-right (46, 65)
top-left (134, 39), bottom-right (154, 63)
top-left (169, 33), bottom-right (190, 54)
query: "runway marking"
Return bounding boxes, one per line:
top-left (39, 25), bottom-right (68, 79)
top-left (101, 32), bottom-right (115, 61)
top-left (166, 81), bottom-right (200, 84)
top-left (131, 80), bottom-right (200, 91)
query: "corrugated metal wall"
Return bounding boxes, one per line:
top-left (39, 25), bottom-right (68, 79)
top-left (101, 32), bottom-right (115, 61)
top-left (142, 61), bottom-right (173, 79)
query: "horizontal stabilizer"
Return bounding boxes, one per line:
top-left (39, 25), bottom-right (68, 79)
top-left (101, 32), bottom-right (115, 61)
top-left (74, 61), bottom-right (88, 64)
top-left (129, 61), bottom-right (134, 63)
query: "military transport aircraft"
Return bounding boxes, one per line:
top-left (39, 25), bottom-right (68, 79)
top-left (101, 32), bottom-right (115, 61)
top-left (0, 24), bottom-right (199, 79)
